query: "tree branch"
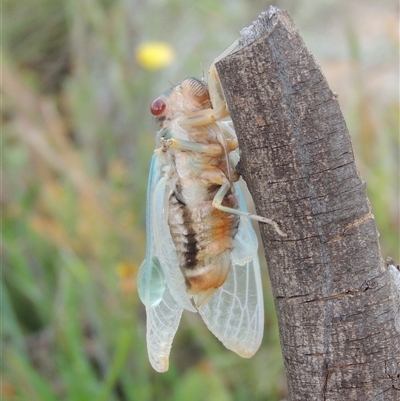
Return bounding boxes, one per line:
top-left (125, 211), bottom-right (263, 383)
top-left (216, 7), bottom-right (400, 400)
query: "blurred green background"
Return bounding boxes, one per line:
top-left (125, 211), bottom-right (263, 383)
top-left (2, 0), bottom-right (399, 400)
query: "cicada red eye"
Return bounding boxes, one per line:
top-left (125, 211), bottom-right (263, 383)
top-left (150, 98), bottom-right (166, 116)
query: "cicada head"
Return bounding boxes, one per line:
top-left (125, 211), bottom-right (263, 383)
top-left (150, 78), bottom-right (211, 129)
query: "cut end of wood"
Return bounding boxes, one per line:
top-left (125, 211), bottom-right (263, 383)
top-left (239, 6), bottom-right (279, 47)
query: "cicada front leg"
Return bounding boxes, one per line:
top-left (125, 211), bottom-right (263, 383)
top-left (207, 39), bottom-right (240, 120)
top-left (178, 40), bottom-right (239, 127)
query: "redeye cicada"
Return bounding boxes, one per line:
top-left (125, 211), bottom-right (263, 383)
top-left (138, 43), bottom-right (286, 372)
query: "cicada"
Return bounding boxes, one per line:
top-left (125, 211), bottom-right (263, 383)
top-left (138, 44), bottom-right (286, 372)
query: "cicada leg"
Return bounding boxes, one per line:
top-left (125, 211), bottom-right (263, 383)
top-left (212, 179), bottom-right (287, 238)
top-left (163, 136), bottom-right (240, 183)
top-left (160, 138), bottom-right (222, 156)
top-left (207, 40), bottom-right (240, 120)
top-left (218, 121), bottom-right (240, 182)
top-left (179, 40), bottom-right (239, 127)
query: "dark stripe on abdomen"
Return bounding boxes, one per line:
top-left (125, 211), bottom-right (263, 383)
top-left (169, 193), bottom-right (199, 269)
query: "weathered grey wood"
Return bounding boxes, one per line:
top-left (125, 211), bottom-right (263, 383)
top-left (216, 8), bottom-right (400, 401)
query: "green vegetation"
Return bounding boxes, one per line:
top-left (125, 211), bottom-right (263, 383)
top-left (2, 0), bottom-right (398, 400)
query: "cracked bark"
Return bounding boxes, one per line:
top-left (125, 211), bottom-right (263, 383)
top-left (216, 8), bottom-right (400, 401)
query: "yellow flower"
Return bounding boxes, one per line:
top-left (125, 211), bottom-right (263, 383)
top-left (135, 42), bottom-right (175, 70)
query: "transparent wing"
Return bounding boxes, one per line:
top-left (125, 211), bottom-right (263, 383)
top-left (145, 286), bottom-right (183, 372)
top-left (231, 183), bottom-right (258, 264)
top-left (137, 154), bottom-right (197, 371)
top-left (136, 155), bottom-right (179, 372)
top-left (198, 183), bottom-right (264, 357)
top-left (138, 154), bottom-right (195, 311)
top-left (138, 154), bottom-right (166, 308)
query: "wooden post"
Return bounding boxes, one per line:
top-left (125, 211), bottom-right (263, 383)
top-left (216, 8), bottom-right (400, 400)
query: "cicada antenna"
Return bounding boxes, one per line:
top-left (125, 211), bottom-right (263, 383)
top-left (199, 63), bottom-right (206, 83)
